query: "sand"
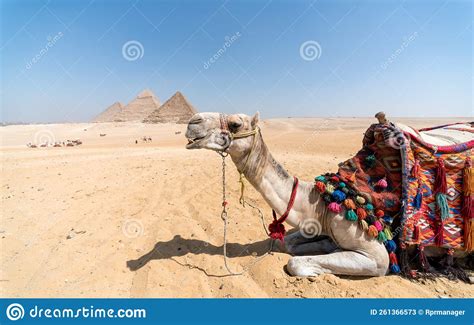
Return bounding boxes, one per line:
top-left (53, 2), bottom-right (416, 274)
top-left (1, 117), bottom-right (473, 298)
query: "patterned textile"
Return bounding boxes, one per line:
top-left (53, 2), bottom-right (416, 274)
top-left (400, 130), bottom-right (473, 250)
top-left (337, 123), bottom-right (403, 215)
top-left (314, 121), bottom-right (473, 276)
top-left (335, 122), bottom-right (473, 250)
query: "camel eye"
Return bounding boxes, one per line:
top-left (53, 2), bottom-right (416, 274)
top-left (189, 117), bottom-right (203, 124)
top-left (229, 121), bottom-right (242, 130)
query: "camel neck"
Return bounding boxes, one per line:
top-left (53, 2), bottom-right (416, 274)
top-left (228, 132), bottom-right (309, 228)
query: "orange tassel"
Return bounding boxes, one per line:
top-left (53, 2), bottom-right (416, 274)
top-left (368, 225), bottom-right (378, 238)
top-left (356, 208), bottom-right (367, 220)
top-left (411, 159), bottom-right (420, 178)
top-left (463, 157), bottom-right (473, 251)
top-left (343, 199), bottom-right (356, 210)
top-left (350, 170), bottom-right (357, 182)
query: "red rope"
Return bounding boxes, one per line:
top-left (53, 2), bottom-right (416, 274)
top-left (268, 177), bottom-right (299, 242)
top-left (219, 113), bottom-right (229, 132)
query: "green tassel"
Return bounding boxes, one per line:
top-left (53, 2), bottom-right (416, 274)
top-left (315, 176), bottom-right (327, 183)
top-left (365, 154), bottom-right (376, 168)
top-left (436, 193), bottom-right (450, 220)
top-left (345, 209), bottom-right (358, 221)
top-left (384, 227), bottom-right (393, 240)
top-left (377, 231), bottom-right (387, 242)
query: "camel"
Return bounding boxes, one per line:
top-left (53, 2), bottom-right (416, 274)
top-left (185, 112), bottom-right (473, 278)
top-left (185, 112), bottom-right (392, 277)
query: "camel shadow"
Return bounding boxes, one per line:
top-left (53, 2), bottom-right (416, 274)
top-left (126, 234), bottom-right (279, 271)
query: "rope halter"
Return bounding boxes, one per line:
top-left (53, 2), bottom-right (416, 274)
top-left (218, 113), bottom-right (261, 204)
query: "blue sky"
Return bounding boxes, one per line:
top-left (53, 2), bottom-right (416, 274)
top-left (1, 0), bottom-right (472, 123)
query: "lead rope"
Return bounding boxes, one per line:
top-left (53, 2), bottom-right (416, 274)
top-left (219, 151), bottom-right (274, 275)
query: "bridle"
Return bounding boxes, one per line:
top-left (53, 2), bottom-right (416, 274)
top-left (216, 113), bottom-right (299, 275)
top-left (218, 113), bottom-right (261, 203)
top-left (218, 113), bottom-right (260, 152)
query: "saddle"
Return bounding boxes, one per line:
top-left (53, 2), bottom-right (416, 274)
top-left (314, 114), bottom-right (473, 278)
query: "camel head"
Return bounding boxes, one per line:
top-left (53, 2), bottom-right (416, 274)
top-left (185, 112), bottom-right (260, 152)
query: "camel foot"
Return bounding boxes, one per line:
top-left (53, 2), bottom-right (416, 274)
top-left (286, 251), bottom-right (385, 277)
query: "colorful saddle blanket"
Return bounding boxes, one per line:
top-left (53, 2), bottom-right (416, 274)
top-left (314, 121), bottom-right (473, 275)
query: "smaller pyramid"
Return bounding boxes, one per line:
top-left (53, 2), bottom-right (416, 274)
top-left (143, 91), bottom-right (197, 124)
top-left (92, 102), bottom-right (124, 122)
top-left (113, 89), bottom-right (161, 122)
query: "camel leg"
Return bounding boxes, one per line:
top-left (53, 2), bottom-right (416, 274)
top-left (286, 250), bottom-right (386, 277)
top-left (284, 231), bottom-right (333, 248)
top-left (284, 231), bottom-right (338, 255)
top-left (288, 240), bottom-right (339, 256)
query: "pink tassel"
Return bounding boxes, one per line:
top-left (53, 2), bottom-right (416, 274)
top-left (376, 178), bottom-right (388, 189)
top-left (328, 202), bottom-right (342, 213)
top-left (374, 220), bottom-right (383, 232)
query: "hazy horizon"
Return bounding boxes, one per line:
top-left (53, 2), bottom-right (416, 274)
top-left (1, 0), bottom-right (472, 123)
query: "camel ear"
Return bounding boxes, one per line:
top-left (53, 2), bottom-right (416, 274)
top-left (251, 111), bottom-right (260, 128)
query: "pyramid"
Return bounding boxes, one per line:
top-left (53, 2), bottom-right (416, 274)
top-left (92, 102), bottom-right (124, 122)
top-left (143, 91), bottom-right (197, 124)
top-left (113, 89), bottom-right (161, 122)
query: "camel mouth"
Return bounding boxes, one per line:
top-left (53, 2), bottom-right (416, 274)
top-left (185, 135), bottom-right (206, 149)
